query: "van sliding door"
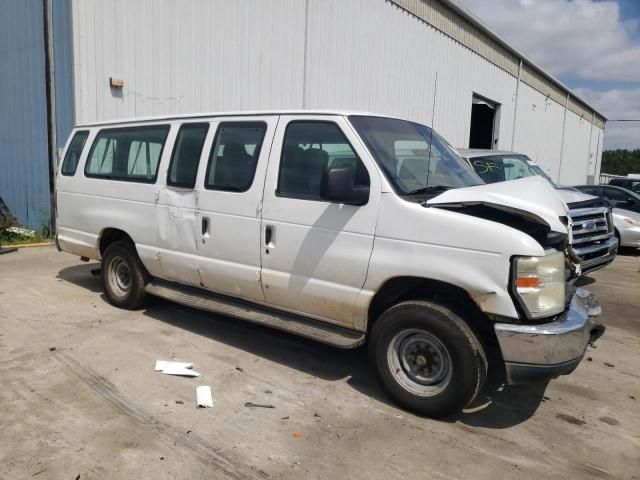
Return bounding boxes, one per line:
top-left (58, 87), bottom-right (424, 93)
top-left (195, 116), bottom-right (278, 302)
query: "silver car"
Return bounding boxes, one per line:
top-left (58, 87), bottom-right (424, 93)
top-left (574, 185), bottom-right (640, 248)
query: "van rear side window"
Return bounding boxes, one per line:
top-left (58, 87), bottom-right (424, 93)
top-left (84, 125), bottom-right (170, 183)
top-left (167, 123), bottom-right (209, 188)
top-left (60, 131), bottom-right (89, 176)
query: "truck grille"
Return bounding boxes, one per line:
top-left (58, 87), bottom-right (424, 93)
top-left (569, 207), bottom-right (617, 273)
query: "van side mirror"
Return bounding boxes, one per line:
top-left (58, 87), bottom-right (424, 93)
top-left (320, 167), bottom-right (369, 206)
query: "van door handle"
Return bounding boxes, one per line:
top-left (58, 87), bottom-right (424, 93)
top-left (202, 217), bottom-right (210, 236)
top-left (265, 225), bottom-right (273, 246)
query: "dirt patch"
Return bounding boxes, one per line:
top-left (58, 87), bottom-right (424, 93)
top-left (556, 413), bottom-right (587, 426)
top-left (598, 416), bottom-right (620, 426)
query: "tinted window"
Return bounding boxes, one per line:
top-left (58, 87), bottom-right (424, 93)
top-left (85, 125), bottom-right (169, 182)
top-left (579, 186), bottom-right (601, 196)
top-left (205, 123), bottom-right (266, 192)
top-left (278, 121), bottom-right (369, 198)
top-left (61, 131), bottom-right (89, 176)
top-left (167, 123), bottom-right (209, 188)
top-left (602, 187), bottom-right (629, 201)
top-left (610, 179), bottom-right (640, 193)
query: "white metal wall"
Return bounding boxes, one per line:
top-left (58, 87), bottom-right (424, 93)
top-left (512, 82), bottom-right (565, 180)
top-left (71, 0), bottom-right (306, 122)
top-left (305, 0), bottom-right (516, 150)
top-left (559, 111), bottom-right (597, 185)
top-left (70, 0), bottom-right (601, 184)
top-left (587, 124), bottom-right (604, 183)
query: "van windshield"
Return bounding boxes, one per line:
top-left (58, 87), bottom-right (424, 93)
top-left (468, 154), bottom-right (555, 186)
top-left (349, 116), bottom-right (481, 196)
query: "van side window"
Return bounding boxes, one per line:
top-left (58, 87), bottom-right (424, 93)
top-left (205, 122), bottom-right (266, 192)
top-left (60, 131), bottom-right (89, 176)
top-left (167, 123), bottom-right (209, 188)
top-left (278, 121), bottom-right (369, 199)
top-left (84, 125), bottom-right (170, 183)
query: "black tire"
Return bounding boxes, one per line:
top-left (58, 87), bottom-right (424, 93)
top-left (101, 240), bottom-right (149, 309)
top-left (369, 300), bottom-right (487, 418)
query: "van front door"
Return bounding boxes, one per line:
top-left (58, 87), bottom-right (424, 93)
top-left (260, 116), bottom-right (380, 328)
top-left (157, 122), bottom-right (210, 286)
top-left (196, 117), bottom-right (278, 302)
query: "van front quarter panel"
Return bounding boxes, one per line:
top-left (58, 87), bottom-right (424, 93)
top-left (357, 192), bottom-right (546, 329)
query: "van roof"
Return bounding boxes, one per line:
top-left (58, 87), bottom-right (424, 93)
top-left (75, 110), bottom-right (392, 128)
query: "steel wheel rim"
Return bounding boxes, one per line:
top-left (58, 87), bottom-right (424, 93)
top-left (107, 255), bottom-right (131, 298)
top-left (387, 329), bottom-right (453, 397)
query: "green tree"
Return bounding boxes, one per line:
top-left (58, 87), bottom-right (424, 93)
top-left (601, 149), bottom-right (640, 175)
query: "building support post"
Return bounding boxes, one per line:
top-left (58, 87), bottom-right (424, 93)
top-left (510, 59), bottom-right (522, 151)
top-left (586, 111), bottom-right (595, 184)
top-left (302, 0), bottom-right (309, 109)
top-left (557, 92), bottom-right (570, 184)
top-left (42, 0), bottom-right (57, 235)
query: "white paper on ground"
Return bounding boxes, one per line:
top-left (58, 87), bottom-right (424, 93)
top-left (196, 386), bottom-right (214, 408)
top-left (161, 365), bottom-right (200, 377)
top-left (155, 360), bottom-right (193, 371)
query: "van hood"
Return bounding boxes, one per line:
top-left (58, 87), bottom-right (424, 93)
top-left (427, 176), bottom-right (568, 234)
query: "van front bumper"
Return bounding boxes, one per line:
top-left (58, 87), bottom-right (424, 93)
top-left (494, 288), bottom-right (604, 384)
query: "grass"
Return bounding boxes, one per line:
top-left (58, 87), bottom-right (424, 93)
top-left (0, 228), bottom-right (49, 246)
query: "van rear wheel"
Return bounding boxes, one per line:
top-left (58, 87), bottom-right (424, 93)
top-left (369, 300), bottom-right (487, 418)
top-left (102, 241), bottom-right (148, 309)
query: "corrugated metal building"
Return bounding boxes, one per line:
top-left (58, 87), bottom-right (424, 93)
top-left (1, 0), bottom-right (606, 229)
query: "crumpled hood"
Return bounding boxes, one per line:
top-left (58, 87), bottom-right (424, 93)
top-left (427, 176), bottom-right (569, 234)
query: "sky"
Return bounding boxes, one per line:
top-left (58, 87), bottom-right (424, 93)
top-left (456, 0), bottom-right (640, 150)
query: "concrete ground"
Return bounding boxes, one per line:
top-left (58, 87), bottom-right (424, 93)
top-left (0, 246), bottom-right (639, 480)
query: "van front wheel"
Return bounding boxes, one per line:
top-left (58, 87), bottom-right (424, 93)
top-left (369, 300), bottom-right (487, 418)
top-left (102, 241), bottom-right (148, 309)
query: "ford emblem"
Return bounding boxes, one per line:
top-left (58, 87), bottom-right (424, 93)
top-left (583, 221), bottom-right (596, 231)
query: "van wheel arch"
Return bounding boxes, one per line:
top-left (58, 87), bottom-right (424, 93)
top-left (368, 277), bottom-right (497, 350)
top-left (98, 228), bottom-right (150, 278)
top-left (99, 228), bottom-right (135, 257)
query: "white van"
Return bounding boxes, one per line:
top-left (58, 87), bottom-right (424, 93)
top-left (56, 111), bottom-right (604, 417)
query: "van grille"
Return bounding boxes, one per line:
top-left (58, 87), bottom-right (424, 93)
top-left (569, 207), bottom-right (616, 273)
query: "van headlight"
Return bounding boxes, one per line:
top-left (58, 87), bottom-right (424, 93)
top-left (513, 250), bottom-right (565, 319)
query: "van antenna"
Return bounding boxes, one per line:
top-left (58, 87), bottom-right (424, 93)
top-left (425, 72), bottom-right (438, 205)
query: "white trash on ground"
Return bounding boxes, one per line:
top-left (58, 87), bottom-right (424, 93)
top-left (162, 365), bottom-right (200, 377)
top-left (155, 360), bottom-right (194, 371)
top-left (155, 360), bottom-right (200, 377)
top-left (196, 386), bottom-right (214, 408)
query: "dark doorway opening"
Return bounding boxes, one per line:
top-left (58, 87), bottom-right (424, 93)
top-left (469, 96), bottom-right (498, 149)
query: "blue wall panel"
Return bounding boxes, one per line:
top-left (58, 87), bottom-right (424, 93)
top-left (0, 0), bottom-right (50, 230)
top-left (52, 0), bottom-right (74, 153)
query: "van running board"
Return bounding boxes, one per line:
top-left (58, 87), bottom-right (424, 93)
top-left (145, 280), bottom-right (365, 349)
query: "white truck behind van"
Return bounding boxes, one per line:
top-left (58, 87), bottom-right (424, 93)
top-left (56, 111), bottom-right (604, 418)
top-left (458, 149), bottom-right (618, 275)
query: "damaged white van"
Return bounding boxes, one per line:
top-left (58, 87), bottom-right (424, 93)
top-left (56, 111), bottom-right (604, 417)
